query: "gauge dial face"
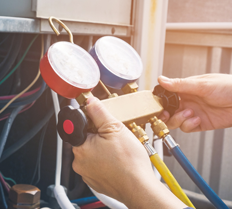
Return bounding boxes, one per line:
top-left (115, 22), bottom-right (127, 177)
top-left (95, 36), bottom-right (143, 80)
top-left (48, 42), bottom-right (100, 89)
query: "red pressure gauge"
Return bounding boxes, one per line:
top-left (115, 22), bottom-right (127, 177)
top-left (40, 41), bottom-right (100, 99)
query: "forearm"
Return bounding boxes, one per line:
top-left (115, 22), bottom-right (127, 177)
top-left (121, 172), bottom-right (187, 209)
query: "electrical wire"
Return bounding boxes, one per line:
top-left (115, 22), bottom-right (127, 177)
top-left (0, 102), bottom-right (35, 122)
top-left (71, 196), bottom-right (99, 206)
top-left (0, 34), bottom-right (39, 86)
top-left (0, 34), bottom-right (15, 69)
top-left (0, 86), bottom-right (40, 100)
top-left (5, 182), bottom-right (10, 189)
top-left (0, 172), bottom-right (16, 185)
top-left (30, 122), bottom-right (49, 185)
top-left (80, 201), bottom-right (105, 209)
top-left (0, 34), bottom-right (42, 114)
top-left (0, 85), bottom-right (42, 104)
top-left (0, 34), bottom-right (9, 47)
top-left (0, 182), bottom-right (7, 209)
top-left (0, 81), bottom-right (46, 109)
top-left (0, 106), bottom-right (53, 163)
top-left (0, 97), bottom-right (64, 163)
top-left (170, 146), bottom-right (229, 209)
top-left (0, 105), bottom-right (24, 159)
top-left (0, 34), bottom-right (23, 81)
top-left (0, 35), bottom-right (64, 170)
top-left (0, 37), bottom-right (66, 209)
top-left (0, 173), bottom-right (9, 194)
top-left (9, 53), bottom-right (22, 95)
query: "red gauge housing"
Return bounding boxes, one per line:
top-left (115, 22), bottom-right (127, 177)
top-left (40, 41), bottom-right (100, 99)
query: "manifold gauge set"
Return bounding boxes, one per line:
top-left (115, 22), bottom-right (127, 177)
top-left (38, 17), bottom-right (229, 209)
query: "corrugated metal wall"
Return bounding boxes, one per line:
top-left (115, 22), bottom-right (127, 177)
top-left (163, 0), bottom-right (232, 201)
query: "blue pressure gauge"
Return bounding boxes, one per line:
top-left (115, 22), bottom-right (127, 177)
top-left (89, 36), bottom-right (143, 89)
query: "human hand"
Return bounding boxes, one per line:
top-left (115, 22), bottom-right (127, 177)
top-left (72, 97), bottom-right (186, 209)
top-left (158, 73), bottom-right (232, 132)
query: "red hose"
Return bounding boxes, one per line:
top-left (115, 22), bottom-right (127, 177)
top-left (80, 201), bottom-right (105, 209)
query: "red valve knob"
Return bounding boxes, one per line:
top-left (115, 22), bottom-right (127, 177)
top-left (57, 106), bottom-right (88, 146)
top-left (63, 120), bottom-right (74, 135)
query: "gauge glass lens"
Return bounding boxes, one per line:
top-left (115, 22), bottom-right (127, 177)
top-left (48, 42), bottom-right (100, 89)
top-left (96, 36), bottom-right (143, 80)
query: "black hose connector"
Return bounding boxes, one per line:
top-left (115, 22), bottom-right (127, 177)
top-left (153, 85), bottom-right (179, 117)
top-left (57, 106), bottom-right (88, 147)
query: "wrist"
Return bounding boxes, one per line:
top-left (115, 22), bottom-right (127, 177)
top-left (120, 171), bottom-right (187, 209)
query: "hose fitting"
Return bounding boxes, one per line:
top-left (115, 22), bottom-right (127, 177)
top-left (163, 134), bottom-right (178, 150)
top-left (149, 116), bottom-right (169, 138)
top-left (122, 82), bottom-right (138, 94)
top-left (129, 122), bottom-right (156, 156)
top-left (129, 122), bottom-right (149, 144)
top-left (143, 141), bottom-right (157, 156)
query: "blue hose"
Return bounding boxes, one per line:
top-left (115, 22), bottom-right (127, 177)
top-left (171, 146), bottom-right (228, 209)
top-left (71, 196), bottom-right (99, 206)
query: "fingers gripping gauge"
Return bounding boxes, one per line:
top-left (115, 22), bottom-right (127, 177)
top-left (57, 106), bottom-right (88, 146)
top-left (153, 85), bottom-right (179, 117)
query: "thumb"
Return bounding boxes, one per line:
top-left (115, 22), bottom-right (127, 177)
top-left (158, 75), bottom-right (203, 95)
top-left (85, 96), bottom-right (117, 129)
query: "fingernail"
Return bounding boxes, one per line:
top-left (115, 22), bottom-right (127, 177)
top-left (159, 75), bottom-right (171, 83)
top-left (86, 96), bottom-right (97, 105)
top-left (193, 117), bottom-right (200, 125)
top-left (183, 109), bottom-right (192, 118)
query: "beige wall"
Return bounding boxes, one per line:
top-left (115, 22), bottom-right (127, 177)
top-left (167, 0), bottom-right (232, 22)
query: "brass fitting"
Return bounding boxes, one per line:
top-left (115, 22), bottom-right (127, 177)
top-left (149, 116), bottom-right (169, 138)
top-left (129, 122), bottom-right (149, 144)
top-left (76, 92), bottom-right (93, 106)
top-left (108, 93), bottom-right (118, 98)
top-left (122, 82), bottom-right (138, 94)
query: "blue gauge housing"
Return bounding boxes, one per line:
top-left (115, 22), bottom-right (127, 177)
top-left (89, 36), bottom-right (143, 89)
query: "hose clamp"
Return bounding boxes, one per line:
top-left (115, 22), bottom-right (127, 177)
top-left (163, 134), bottom-right (178, 150)
top-left (143, 141), bottom-right (157, 156)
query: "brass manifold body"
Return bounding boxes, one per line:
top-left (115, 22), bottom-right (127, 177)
top-left (76, 79), bottom-right (180, 154)
top-left (77, 87), bottom-right (164, 129)
top-left (76, 82), bottom-right (177, 146)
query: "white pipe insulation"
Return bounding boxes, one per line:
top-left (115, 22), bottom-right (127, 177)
top-left (90, 188), bottom-right (127, 209)
top-left (51, 91), bottom-right (76, 209)
top-left (51, 90), bottom-right (62, 187)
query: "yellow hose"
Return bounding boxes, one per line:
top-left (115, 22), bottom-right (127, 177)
top-left (150, 154), bottom-right (195, 208)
